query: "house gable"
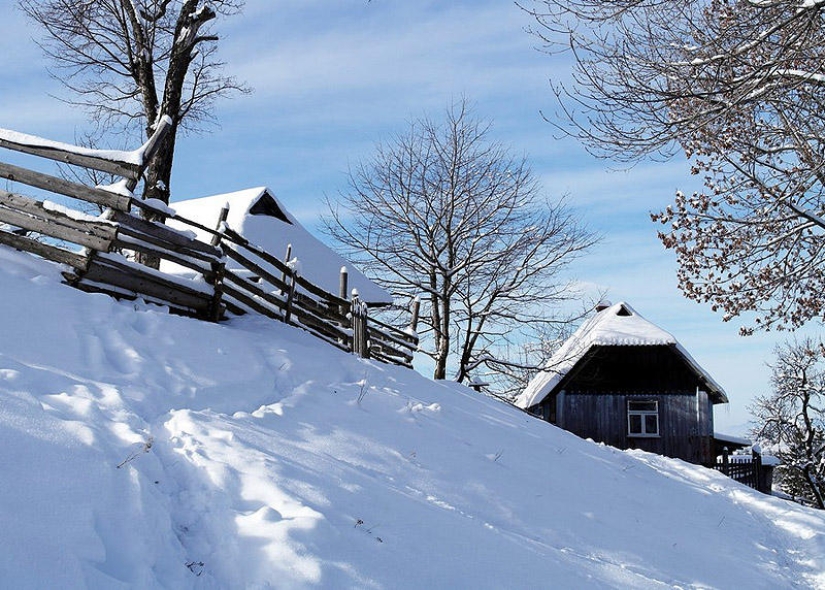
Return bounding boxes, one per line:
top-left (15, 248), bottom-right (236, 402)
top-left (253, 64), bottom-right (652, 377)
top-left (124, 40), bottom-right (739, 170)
top-left (248, 191), bottom-right (292, 224)
top-left (516, 301), bottom-right (728, 410)
top-left (165, 187), bottom-right (394, 306)
top-left (560, 344), bottom-right (711, 395)
top-left (519, 302), bottom-right (726, 465)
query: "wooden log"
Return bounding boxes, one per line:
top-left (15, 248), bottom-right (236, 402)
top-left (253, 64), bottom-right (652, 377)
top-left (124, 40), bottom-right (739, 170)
top-left (223, 268), bottom-right (352, 342)
top-left (206, 205), bottom-right (230, 322)
top-left (221, 227), bottom-right (348, 307)
top-left (210, 204), bottom-right (230, 247)
top-left (112, 235), bottom-right (215, 278)
top-left (284, 271), bottom-right (296, 324)
top-left (136, 116), bottom-right (172, 169)
top-left (0, 134), bottom-right (141, 181)
top-left (339, 267), bottom-right (348, 301)
top-left (0, 161), bottom-right (132, 211)
top-left (221, 281), bottom-right (283, 321)
top-left (222, 297), bottom-right (246, 317)
top-left (223, 247), bottom-right (350, 325)
top-left (223, 270), bottom-right (287, 314)
top-left (294, 320), bottom-right (351, 353)
top-left (209, 260), bottom-right (226, 322)
top-left (410, 297), bottom-right (421, 333)
top-left (0, 191), bottom-right (117, 252)
top-left (366, 329), bottom-right (416, 359)
top-left (367, 325), bottom-right (416, 353)
top-left (108, 209), bottom-right (222, 259)
top-left (221, 228), bottom-right (291, 275)
top-left (292, 291), bottom-right (349, 325)
top-left (0, 190), bottom-right (115, 234)
top-left (223, 246), bottom-right (291, 293)
top-left (288, 303), bottom-right (351, 342)
top-left (365, 313), bottom-right (419, 345)
top-left (351, 293), bottom-right (370, 359)
top-left (0, 205), bottom-right (113, 252)
top-left (115, 224), bottom-right (220, 265)
top-left (141, 207), bottom-right (226, 241)
top-left (0, 228), bottom-right (90, 269)
top-left (368, 347), bottom-right (411, 367)
top-left (81, 256), bottom-right (212, 314)
top-left (281, 243), bottom-right (292, 285)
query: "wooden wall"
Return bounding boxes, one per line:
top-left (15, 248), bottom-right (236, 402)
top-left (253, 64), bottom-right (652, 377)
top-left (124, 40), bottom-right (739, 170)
top-left (553, 391), bottom-right (715, 465)
top-left (534, 345), bottom-right (719, 465)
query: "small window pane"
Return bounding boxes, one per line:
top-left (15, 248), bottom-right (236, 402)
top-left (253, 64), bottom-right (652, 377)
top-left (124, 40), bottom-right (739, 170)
top-left (629, 414), bottom-right (642, 434)
top-left (645, 414), bottom-right (658, 434)
top-left (629, 401), bottom-right (657, 412)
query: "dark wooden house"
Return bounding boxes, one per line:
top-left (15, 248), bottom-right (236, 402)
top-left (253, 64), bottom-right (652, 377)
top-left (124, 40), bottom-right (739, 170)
top-left (515, 302), bottom-right (729, 465)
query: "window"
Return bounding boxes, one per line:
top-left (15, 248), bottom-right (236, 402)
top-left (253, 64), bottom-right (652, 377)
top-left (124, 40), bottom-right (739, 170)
top-left (628, 400), bottom-right (659, 437)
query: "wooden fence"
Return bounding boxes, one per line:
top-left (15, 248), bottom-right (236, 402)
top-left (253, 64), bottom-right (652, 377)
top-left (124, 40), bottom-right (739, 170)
top-left (713, 448), bottom-right (774, 494)
top-left (0, 120), bottom-right (419, 368)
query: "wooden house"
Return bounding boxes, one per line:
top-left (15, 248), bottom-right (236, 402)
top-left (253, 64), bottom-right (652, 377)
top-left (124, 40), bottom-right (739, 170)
top-left (515, 302), bottom-right (729, 465)
top-left (164, 187), bottom-right (393, 306)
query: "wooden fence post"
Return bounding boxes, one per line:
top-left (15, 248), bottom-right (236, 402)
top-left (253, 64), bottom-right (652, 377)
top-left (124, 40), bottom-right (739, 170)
top-left (351, 289), bottom-right (360, 356)
top-left (338, 267), bottom-right (349, 347)
top-left (208, 260), bottom-right (226, 322)
top-left (339, 266), bottom-right (348, 302)
top-left (351, 289), bottom-right (369, 359)
top-left (283, 269), bottom-right (296, 324)
top-left (129, 115), bottom-right (172, 191)
top-left (210, 203), bottom-right (230, 247)
top-left (753, 447), bottom-right (763, 492)
top-left (410, 296), bottom-right (420, 333)
top-left (281, 243), bottom-right (292, 286)
top-left (207, 203), bottom-right (230, 322)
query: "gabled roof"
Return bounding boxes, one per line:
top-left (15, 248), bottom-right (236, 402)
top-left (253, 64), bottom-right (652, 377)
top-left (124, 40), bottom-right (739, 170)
top-left (165, 187), bottom-right (393, 305)
top-left (514, 302), bottom-right (728, 409)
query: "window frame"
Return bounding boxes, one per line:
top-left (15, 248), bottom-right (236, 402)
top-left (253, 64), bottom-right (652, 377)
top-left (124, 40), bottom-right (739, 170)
top-left (627, 399), bottom-right (660, 438)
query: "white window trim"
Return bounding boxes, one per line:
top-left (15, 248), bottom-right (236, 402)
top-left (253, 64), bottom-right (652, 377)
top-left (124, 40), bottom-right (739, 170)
top-left (628, 399), bottom-right (660, 438)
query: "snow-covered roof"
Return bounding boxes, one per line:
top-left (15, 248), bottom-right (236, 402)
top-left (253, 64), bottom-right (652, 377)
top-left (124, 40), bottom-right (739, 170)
top-left (164, 187), bottom-right (393, 305)
top-left (713, 432), bottom-right (751, 448)
top-left (515, 302), bottom-right (728, 409)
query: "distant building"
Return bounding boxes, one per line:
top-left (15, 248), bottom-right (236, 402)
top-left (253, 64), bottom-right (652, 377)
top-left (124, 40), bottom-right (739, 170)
top-left (515, 302), bottom-right (730, 465)
top-left (164, 187), bottom-right (393, 306)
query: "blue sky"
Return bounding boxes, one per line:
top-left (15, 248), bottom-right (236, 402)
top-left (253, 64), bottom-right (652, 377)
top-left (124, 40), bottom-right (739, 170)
top-left (0, 0), bottom-right (802, 434)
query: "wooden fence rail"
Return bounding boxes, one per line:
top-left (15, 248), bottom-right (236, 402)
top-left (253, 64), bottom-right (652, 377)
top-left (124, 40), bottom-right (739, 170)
top-left (713, 448), bottom-right (774, 494)
top-left (0, 121), bottom-right (419, 368)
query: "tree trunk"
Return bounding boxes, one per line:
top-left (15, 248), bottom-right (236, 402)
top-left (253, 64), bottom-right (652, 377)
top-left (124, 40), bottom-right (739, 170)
top-left (135, 123), bottom-right (176, 268)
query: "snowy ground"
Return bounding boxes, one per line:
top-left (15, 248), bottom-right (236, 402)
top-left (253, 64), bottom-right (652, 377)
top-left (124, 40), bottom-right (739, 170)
top-left (1, 245), bottom-right (824, 589)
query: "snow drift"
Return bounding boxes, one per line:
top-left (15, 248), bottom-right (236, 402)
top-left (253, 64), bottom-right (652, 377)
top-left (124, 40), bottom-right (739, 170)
top-left (0, 245), bottom-right (823, 589)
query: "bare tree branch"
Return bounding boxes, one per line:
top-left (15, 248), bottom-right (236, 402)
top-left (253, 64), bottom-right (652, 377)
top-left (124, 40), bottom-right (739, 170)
top-left (524, 0), bottom-right (825, 333)
top-left (751, 338), bottom-right (825, 508)
top-left (323, 99), bottom-right (597, 388)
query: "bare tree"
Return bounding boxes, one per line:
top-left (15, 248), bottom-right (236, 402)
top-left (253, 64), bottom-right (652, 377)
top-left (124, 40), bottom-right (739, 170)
top-left (751, 338), bottom-right (825, 508)
top-left (324, 100), bottom-right (596, 384)
top-left (20, 0), bottom-right (248, 209)
top-left (478, 319), bottom-right (577, 399)
top-left (522, 0), bottom-right (825, 333)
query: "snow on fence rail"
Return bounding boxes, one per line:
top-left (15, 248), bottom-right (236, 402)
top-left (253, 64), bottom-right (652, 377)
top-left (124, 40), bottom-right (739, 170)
top-left (0, 122), bottom-right (419, 368)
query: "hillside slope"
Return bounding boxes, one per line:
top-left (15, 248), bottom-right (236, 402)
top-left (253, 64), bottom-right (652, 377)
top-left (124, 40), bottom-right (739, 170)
top-left (0, 246), bottom-right (823, 589)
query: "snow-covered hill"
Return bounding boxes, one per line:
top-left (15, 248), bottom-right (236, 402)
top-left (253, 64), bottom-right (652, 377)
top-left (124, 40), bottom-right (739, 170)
top-left (1, 245), bottom-right (823, 589)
